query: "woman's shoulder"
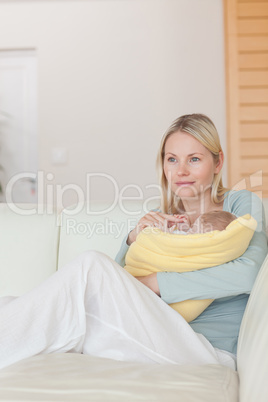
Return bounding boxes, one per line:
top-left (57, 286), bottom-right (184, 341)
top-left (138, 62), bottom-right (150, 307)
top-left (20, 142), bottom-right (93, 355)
top-left (224, 189), bottom-right (265, 225)
top-left (224, 189), bottom-right (261, 208)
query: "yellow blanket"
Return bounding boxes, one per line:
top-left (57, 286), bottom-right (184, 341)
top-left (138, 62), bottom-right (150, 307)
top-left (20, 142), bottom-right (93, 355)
top-left (125, 214), bottom-right (257, 322)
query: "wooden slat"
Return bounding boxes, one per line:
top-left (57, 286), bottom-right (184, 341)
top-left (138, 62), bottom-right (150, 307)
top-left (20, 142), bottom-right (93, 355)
top-left (238, 0), bottom-right (268, 3)
top-left (240, 87), bottom-right (268, 103)
top-left (229, 173), bottom-right (267, 199)
top-left (240, 105), bottom-right (268, 120)
top-left (238, 36), bottom-right (268, 52)
top-left (239, 52), bottom-right (268, 69)
top-left (240, 70), bottom-right (268, 86)
top-left (238, 19), bottom-right (268, 35)
top-left (247, 172), bottom-right (265, 189)
top-left (226, 0), bottom-right (268, 196)
top-left (238, 3), bottom-right (268, 17)
top-left (241, 140), bottom-right (268, 156)
top-left (239, 174), bottom-right (268, 197)
top-left (261, 176), bottom-right (268, 188)
top-left (224, 0), bottom-right (241, 187)
top-left (241, 158), bottom-right (268, 174)
top-left (240, 122), bottom-right (268, 138)
top-left (238, 0), bottom-right (268, 2)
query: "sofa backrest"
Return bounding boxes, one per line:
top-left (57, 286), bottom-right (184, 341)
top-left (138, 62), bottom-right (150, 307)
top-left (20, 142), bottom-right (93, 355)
top-left (262, 198), bottom-right (268, 234)
top-left (57, 200), bottom-right (158, 268)
top-left (236, 196), bottom-right (268, 401)
top-left (237, 254), bottom-right (268, 402)
top-left (0, 204), bottom-right (60, 296)
top-left (1, 197), bottom-right (267, 299)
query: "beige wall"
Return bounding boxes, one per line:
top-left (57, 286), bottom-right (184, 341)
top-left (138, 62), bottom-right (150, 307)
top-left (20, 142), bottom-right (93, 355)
top-left (0, 0), bottom-right (226, 207)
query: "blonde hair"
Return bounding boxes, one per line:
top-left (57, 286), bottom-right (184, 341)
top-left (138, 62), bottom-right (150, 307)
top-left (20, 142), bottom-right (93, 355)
top-left (156, 113), bottom-right (228, 214)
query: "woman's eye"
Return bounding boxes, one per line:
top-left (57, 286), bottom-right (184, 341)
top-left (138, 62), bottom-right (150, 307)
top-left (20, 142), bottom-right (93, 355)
top-left (168, 157), bottom-right (176, 163)
top-left (190, 157), bottom-right (200, 162)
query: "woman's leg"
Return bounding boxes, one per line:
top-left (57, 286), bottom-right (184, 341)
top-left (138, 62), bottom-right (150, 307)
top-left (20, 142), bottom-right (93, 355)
top-left (0, 251), bottom-right (235, 369)
top-left (0, 296), bottom-right (16, 307)
top-left (0, 254), bottom-right (89, 369)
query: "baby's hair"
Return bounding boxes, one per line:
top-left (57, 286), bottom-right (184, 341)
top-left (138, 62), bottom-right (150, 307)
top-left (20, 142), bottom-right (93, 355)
top-left (200, 211), bottom-right (236, 232)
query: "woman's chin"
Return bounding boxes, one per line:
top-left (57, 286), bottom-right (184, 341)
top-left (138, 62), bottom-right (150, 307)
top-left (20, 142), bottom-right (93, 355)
top-left (173, 188), bottom-right (199, 199)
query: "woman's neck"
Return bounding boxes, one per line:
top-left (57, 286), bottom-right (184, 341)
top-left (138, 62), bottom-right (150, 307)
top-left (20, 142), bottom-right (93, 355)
top-left (180, 192), bottom-right (223, 225)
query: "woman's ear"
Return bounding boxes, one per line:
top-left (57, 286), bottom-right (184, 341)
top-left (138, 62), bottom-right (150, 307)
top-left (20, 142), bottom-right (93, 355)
top-left (214, 151), bottom-right (224, 174)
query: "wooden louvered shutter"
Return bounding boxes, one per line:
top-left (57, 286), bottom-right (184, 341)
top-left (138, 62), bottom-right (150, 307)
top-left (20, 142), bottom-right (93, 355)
top-left (224, 0), bottom-right (268, 197)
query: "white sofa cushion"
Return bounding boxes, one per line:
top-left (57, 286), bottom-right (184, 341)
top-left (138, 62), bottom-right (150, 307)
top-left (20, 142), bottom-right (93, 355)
top-left (0, 353), bottom-right (238, 401)
top-left (0, 204), bottom-right (60, 296)
top-left (263, 198), bottom-right (268, 234)
top-left (58, 201), bottom-right (157, 269)
top-left (237, 254), bottom-right (268, 402)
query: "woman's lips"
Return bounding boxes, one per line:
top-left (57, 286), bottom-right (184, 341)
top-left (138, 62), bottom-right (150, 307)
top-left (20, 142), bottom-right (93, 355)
top-left (175, 181), bottom-right (195, 186)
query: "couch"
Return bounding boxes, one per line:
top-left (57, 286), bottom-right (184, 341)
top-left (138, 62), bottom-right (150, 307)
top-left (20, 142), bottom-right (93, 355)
top-left (0, 198), bottom-right (267, 401)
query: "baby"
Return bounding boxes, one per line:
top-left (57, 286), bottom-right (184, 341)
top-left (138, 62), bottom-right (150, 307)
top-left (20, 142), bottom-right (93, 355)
top-left (124, 209), bottom-right (248, 322)
top-left (169, 210), bottom-right (237, 235)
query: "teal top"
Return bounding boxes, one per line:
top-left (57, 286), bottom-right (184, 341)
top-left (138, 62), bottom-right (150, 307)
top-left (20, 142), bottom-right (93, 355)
top-left (115, 190), bottom-right (268, 355)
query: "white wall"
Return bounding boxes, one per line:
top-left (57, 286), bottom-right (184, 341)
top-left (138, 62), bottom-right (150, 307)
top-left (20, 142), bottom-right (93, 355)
top-left (0, 0), bottom-right (226, 207)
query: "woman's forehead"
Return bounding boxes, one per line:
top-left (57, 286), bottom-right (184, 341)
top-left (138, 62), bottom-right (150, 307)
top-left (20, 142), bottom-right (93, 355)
top-left (164, 131), bottom-right (208, 155)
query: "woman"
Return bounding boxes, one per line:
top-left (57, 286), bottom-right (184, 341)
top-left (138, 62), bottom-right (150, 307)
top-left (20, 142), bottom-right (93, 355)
top-left (117, 113), bottom-right (267, 359)
top-left (0, 114), bottom-right (267, 370)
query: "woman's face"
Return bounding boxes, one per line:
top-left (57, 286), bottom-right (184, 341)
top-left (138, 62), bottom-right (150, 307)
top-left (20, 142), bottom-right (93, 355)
top-left (163, 131), bottom-right (222, 200)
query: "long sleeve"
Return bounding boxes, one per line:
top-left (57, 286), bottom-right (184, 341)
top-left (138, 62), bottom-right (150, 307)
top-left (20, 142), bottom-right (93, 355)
top-left (157, 190), bottom-right (268, 304)
top-left (115, 234), bottom-right (129, 267)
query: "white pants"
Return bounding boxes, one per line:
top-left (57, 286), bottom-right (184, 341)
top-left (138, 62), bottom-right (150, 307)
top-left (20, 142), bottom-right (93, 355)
top-left (0, 251), bottom-right (236, 370)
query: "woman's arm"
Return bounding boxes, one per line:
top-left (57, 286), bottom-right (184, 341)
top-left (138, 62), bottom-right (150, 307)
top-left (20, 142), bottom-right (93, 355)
top-left (115, 234), bottom-right (130, 267)
top-left (157, 190), bottom-right (268, 303)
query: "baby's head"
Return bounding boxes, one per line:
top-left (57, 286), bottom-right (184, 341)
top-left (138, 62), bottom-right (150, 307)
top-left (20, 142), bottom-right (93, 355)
top-left (189, 211), bottom-right (237, 234)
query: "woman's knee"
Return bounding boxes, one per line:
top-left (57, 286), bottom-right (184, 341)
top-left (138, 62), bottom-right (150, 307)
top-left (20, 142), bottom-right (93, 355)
top-left (77, 250), bottom-right (112, 270)
top-left (80, 250), bottom-right (110, 262)
top-left (61, 250), bottom-right (106, 275)
top-left (62, 250), bottom-right (119, 282)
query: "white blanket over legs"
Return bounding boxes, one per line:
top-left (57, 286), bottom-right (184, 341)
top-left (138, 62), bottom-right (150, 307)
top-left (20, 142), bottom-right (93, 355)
top-left (0, 251), bottom-right (236, 370)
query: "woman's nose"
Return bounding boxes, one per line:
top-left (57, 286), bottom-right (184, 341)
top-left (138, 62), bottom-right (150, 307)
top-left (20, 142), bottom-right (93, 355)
top-left (177, 162), bottom-right (190, 176)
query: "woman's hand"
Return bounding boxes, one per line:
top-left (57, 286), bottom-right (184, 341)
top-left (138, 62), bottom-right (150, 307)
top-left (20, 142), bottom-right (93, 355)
top-left (127, 211), bottom-right (181, 245)
top-left (169, 214), bottom-right (191, 232)
top-left (136, 273), bottom-right (160, 296)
